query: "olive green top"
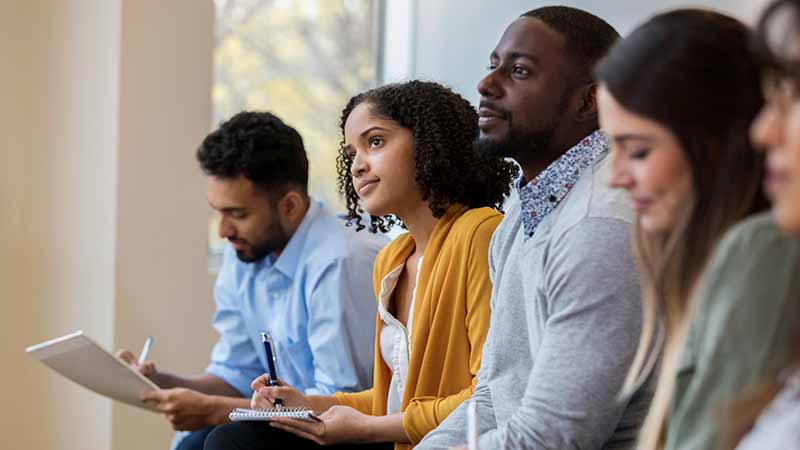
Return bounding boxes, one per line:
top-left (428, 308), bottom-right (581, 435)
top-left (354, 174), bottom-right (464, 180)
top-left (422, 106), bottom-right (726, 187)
top-left (665, 213), bottom-right (800, 450)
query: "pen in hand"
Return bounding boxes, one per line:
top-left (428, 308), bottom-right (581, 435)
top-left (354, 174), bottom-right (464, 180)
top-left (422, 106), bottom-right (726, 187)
top-left (261, 332), bottom-right (282, 409)
top-left (138, 336), bottom-right (154, 365)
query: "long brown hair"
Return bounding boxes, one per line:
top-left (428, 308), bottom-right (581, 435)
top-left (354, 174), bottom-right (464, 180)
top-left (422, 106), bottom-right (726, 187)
top-left (595, 9), bottom-right (769, 449)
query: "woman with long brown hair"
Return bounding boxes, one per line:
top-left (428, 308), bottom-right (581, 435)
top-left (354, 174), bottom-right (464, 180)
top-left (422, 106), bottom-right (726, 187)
top-left (594, 9), bottom-right (769, 450)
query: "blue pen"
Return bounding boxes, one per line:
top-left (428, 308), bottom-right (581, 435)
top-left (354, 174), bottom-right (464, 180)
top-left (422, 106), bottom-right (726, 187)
top-left (261, 332), bottom-right (282, 409)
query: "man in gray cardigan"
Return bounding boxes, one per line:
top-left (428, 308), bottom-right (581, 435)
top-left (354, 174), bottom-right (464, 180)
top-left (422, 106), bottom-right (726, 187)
top-left (417, 7), bottom-right (652, 450)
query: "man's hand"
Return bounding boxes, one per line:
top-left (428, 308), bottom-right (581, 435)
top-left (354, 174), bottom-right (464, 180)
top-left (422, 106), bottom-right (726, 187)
top-left (141, 388), bottom-right (226, 431)
top-left (250, 374), bottom-right (308, 410)
top-left (268, 405), bottom-right (375, 445)
top-left (116, 349), bottom-right (158, 381)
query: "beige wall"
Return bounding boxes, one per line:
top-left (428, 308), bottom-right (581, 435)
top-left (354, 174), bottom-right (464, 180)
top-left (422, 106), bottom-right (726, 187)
top-left (112, 1), bottom-right (216, 449)
top-left (0, 1), bottom-right (215, 449)
top-left (0, 1), bottom-right (120, 449)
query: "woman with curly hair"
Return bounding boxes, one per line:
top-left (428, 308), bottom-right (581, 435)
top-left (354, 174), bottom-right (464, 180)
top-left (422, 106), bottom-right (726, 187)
top-left (204, 80), bottom-right (517, 450)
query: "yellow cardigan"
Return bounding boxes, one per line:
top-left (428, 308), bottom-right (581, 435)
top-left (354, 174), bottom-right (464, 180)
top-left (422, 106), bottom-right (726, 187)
top-left (334, 205), bottom-right (500, 449)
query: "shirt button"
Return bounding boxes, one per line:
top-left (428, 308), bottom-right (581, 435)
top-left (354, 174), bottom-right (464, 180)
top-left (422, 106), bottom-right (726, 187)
top-left (548, 195), bottom-right (557, 202)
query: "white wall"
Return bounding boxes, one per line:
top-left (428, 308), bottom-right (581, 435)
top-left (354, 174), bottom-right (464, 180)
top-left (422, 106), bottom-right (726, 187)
top-left (386, 0), bottom-right (767, 103)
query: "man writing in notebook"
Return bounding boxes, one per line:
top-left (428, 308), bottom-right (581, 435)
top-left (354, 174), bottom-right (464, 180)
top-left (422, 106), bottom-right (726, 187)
top-left (117, 111), bottom-right (386, 450)
top-left (417, 7), bottom-right (652, 450)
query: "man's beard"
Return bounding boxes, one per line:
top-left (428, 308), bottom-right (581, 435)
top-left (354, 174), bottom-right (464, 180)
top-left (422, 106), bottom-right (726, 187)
top-left (475, 88), bottom-right (569, 165)
top-left (474, 125), bottom-right (557, 163)
top-left (234, 217), bottom-right (291, 263)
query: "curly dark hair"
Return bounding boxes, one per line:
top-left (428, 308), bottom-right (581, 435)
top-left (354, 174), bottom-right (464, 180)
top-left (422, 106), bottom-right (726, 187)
top-left (336, 80), bottom-right (518, 232)
top-left (197, 111), bottom-right (308, 196)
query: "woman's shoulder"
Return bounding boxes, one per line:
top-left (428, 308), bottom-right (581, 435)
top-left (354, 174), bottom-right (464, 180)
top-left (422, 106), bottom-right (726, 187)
top-left (375, 232), bottom-right (413, 262)
top-left (440, 207), bottom-right (503, 257)
top-left (450, 206), bottom-right (503, 237)
top-left (701, 212), bottom-right (800, 292)
top-left (690, 212), bottom-right (800, 355)
top-left (716, 212), bottom-right (796, 258)
top-left (373, 207), bottom-right (502, 272)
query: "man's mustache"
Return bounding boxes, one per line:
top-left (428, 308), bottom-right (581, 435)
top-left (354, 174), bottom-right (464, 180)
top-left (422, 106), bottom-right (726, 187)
top-left (478, 101), bottom-right (512, 121)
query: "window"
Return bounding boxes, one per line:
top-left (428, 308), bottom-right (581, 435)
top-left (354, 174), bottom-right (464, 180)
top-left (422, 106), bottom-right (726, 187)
top-left (213, 0), bottom-right (380, 208)
top-left (209, 0), bottom-right (381, 273)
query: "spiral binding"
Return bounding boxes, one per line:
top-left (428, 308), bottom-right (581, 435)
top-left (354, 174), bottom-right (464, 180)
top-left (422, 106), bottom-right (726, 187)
top-left (229, 407), bottom-right (317, 421)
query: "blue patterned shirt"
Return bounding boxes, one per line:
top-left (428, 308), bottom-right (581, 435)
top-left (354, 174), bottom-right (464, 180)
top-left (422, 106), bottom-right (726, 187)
top-left (518, 130), bottom-right (609, 239)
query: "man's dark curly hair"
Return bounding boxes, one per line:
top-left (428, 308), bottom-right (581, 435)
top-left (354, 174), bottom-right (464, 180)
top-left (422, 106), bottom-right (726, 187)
top-left (197, 111), bottom-right (308, 197)
top-left (336, 80), bottom-right (518, 233)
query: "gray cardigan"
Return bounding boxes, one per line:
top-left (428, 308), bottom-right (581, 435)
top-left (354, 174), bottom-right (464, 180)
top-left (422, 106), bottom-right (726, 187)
top-left (418, 154), bottom-right (651, 450)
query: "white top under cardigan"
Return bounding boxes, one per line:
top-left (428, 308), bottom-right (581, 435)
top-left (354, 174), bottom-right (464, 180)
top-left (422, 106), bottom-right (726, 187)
top-left (377, 257), bottom-right (423, 414)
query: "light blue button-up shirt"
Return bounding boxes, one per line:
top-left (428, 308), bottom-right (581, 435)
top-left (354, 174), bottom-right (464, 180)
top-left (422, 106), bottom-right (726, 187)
top-left (205, 200), bottom-right (386, 396)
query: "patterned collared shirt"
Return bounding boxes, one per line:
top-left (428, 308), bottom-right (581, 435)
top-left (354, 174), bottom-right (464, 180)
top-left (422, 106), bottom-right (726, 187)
top-left (518, 130), bottom-right (609, 239)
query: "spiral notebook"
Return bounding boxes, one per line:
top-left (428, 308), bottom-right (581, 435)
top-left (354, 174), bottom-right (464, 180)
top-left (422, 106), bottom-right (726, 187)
top-left (229, 407), bottom-right (321, 422)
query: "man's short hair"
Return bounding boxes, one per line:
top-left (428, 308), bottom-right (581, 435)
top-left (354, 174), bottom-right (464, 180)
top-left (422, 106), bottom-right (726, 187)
top-left (197, 111), bottom-right (309, 196)
top-left (522, 6), bottom-right (620, 82)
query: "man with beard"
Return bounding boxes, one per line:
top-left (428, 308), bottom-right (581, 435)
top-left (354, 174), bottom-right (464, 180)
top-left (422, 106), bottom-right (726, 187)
top-left (417, 7), bottom-right (651, 450)
top-left (117, 111), bottom-right (386, 450)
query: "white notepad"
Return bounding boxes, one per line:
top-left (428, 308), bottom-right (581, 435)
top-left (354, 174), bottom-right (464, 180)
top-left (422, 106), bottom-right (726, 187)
top-left (26, 330), bottom-right (159, 412)
top-left (229, 407), bottom-right (321, 422)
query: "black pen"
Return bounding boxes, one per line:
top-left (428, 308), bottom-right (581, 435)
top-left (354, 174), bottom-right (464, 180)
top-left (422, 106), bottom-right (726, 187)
top-left (261, 332), bottom-right (282, 409)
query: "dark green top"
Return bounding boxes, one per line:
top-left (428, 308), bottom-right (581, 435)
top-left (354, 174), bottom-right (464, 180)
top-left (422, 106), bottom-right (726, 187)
top-left (665, 213), bottom-right (800, 450)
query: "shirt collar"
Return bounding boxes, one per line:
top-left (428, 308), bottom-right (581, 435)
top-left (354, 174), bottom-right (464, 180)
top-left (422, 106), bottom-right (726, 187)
top-left (517, 130), bottom-right (609, 240)
top-left (250, 199), bottom-right (321, 280)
